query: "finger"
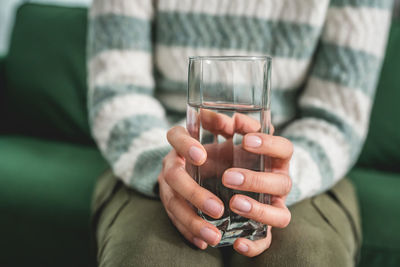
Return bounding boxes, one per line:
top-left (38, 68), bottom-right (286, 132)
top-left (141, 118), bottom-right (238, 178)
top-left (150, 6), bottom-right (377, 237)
top-left (167, 126), bottom-right (207, 165)
top-left (160, 173), bottom-right (207, 249)
top-left (166, 210), bottom-right (208, 250)
top-left (163, 150), bottom-right (224, 218)
top-left (233, 226), bottom-right (272, 257)
top-left (243, 133), bottom-right (293, 160)
top-left (200, 109), bottom-right (235, 138)
top-left (167, 193), bottom-right (222, 246)
top-left (222, 168), bottom-right (292, 196)
top-left (200, 109), bottom-right (263, 137)
top-left (229, 195), bottom-right (291, 228)
top-left (160, 174), bottom-right (221, 246)
top-left (233, 113), bottom-right (261, 135)
top-left (270, 124), bottom-right (275, 135)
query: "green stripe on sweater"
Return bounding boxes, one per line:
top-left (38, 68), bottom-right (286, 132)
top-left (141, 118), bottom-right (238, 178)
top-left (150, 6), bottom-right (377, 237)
top-left (330, 0), bottom-right (393, 9)
top-left (156, 12), bottom-right (321, 59)
top-left (106, 115), bottom-right (168, 164)
top-left (88, 14), bottom-right (152, 58)
top-left (312, 42), bottom-right (381, 96)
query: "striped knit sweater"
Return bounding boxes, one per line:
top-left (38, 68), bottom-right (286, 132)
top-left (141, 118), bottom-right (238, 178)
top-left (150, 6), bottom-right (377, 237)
top-left (87, 0), bottom-right (393, 206)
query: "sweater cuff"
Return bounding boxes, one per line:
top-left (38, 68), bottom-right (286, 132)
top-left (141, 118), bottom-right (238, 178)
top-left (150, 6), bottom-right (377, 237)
top-left (125, 145), bottom-right (171, 198)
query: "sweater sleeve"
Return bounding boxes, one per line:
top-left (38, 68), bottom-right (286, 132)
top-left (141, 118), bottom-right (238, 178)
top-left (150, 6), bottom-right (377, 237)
top-left (87, 0), bottom-right (170, 197)
top-left (283, 0), bottom-right (393, 205)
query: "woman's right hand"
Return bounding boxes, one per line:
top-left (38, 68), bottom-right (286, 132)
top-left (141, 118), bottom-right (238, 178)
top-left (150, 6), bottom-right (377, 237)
top-left (158, 126), bottom-right (224, 249)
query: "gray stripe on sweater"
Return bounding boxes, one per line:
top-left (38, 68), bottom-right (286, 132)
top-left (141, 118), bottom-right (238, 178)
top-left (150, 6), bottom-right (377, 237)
top-left (312, 43), bottom-right (381, 96)
top-left (129, 145), bottom-right (171, 197)
top-left (88, 15), bottom-right (152, 58)
top-left (154, 12), bottom-right (322, 59)
top-left (301, 106), bottom-right (362, 160)
top-left (106, 115), bottom-right (168, 164)
top-left (331, 0), bottom-right (393, 9)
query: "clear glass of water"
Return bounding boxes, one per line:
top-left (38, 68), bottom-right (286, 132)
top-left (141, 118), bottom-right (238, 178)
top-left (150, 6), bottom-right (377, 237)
top-left (186, 56), bottom-right (272, 246)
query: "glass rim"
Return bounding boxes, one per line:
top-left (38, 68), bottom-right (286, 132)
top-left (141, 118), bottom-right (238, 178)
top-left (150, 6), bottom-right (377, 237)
top-left (189, 55), bottom-right (272, 62)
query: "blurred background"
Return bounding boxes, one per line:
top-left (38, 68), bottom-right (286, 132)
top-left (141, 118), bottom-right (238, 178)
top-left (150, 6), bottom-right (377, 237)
top-left (0, 0), bottom-right (399, 267)
top-left (1, 0), bottom-right (91, 56)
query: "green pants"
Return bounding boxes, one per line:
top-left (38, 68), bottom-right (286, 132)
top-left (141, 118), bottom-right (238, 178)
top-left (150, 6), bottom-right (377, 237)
top-left (92, 171), bottom-right (362, 267)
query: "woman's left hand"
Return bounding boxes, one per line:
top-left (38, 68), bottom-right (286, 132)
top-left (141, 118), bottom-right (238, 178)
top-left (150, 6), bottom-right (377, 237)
top-left (222, 132), bottom-right (293, 257)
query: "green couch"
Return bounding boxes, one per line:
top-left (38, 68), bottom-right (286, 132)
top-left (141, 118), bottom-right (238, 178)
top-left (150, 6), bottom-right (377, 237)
top-left (0, 3), bottom-right (398, 267)
top-left (0, 4), bottom-right (108, 267)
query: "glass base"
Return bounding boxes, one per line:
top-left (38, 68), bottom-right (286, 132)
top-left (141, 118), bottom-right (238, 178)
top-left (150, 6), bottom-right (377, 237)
top-left (201, 214), bottom-right (267, 247)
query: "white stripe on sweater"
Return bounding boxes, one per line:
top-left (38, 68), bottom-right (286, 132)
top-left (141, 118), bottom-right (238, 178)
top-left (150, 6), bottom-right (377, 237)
top-left (155, 45), bottom-right (311, 91)
top-left (158, 0), bottom-right (329, 27)
top-left (89, 0), bottom-right (154, 19)
top-left (113, 127), bottom-right (169, 184)
top-left (283, 118), bottom-right (351, 181)
top-left (301, 77), bottom-right (371, 138)
top-left (286, 144), bottom-right (322, 206)
top-left (92, 94), bottom-right (165, 151)
top-left (88, 50), bottom-right (154, 90)
top-left (323, 7), bottom-right (391, 57)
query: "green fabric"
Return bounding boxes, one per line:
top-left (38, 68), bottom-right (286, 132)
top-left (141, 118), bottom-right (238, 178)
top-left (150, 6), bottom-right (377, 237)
top-left (348, 168), bottom-right (400, 267)
top-left (0, 136), bottom-right (108, 266)
top-left (357, 18), bottom-right (400, 171)
top-left (3, 3), bottom-right (91, 144)
top-left (93, 172), bottom-right (360, 267)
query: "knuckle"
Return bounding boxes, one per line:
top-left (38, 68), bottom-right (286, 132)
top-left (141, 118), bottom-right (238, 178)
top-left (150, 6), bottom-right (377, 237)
top-left (167, 126), bottom-right (184, 142)
top-left (162, 156), bottom-right (168, 169)
top-left (165, 195), bottom-right (175, 212)
top-left (263, 135), bottom-right (274, 149)
top-left (249, 172), bottom-right (263, 191)
top-left (172, 158), bottom-right (184, 169)
top-left (164, 167), bottom-right (179, 184)
top-left (188, 187), bottom-right (201, 205)
top-left (285, 138), bottom-right (294, 157)
top-left (157, 173), bottom-right (163, 184)
top-left (166, 128), bottom-right (175, 142)
top-left (188, 217), bottom-right (199, 231)
top-left (278, 210), bottom-right (291, 228)
top-left (282, 175), bottom-right (292, 195)
top-left (255, 204), bottom-right (268, 223)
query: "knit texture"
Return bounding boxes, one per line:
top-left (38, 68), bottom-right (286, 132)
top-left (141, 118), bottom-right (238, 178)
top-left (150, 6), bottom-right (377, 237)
top-left (87, 0), bottom-right (393, 205)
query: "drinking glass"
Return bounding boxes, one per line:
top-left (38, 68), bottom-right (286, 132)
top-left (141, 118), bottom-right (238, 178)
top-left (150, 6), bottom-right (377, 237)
top-left (186, 56), bottom-right (272, 246)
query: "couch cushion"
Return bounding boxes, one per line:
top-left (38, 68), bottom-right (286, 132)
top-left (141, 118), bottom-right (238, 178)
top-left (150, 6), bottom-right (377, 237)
top-left (2, 3), bottom-right (91, 144)
top-left (348, 168), bottom-right (400, 267)
top-left (0, 136), bottom-right (108, 266)
top-left (357, 17), bottom-right (400, 171)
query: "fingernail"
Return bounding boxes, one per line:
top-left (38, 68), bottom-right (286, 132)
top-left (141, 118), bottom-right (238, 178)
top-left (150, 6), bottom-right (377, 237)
top-left (203, 199), bottom-right (223, 217)
top-left (245, 135), bottom-right (262, 148)
top-left (193, 237), bottom-right (206, 249)
top-left (237, 243), bottom-right (249, 253)
top-left (232, 197), bottom-right (252, 213)
top-left (189, 146), bottom-right (205, 163)
top-left (200, 227), bottom-right (219, 244)
top-left (224, 171), bottom-right (244, 186)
